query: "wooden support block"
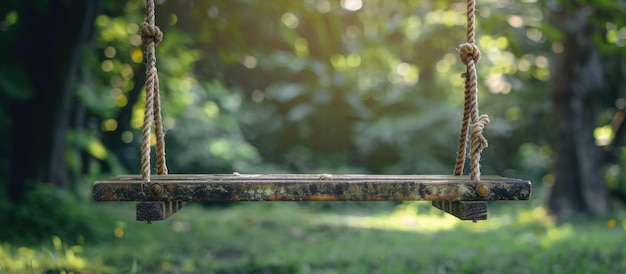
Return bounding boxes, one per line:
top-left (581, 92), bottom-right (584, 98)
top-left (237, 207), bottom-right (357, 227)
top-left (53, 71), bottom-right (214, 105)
top-left (136, 201), bottom-right (186, 222)
top-left (432, 201), bottom-right (488, 221)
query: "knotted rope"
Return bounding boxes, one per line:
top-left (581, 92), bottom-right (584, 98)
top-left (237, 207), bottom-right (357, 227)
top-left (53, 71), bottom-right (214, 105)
top-left (140, 0), bottom-right (168, 181)
top-left (453, 0), bottom-right (489, 181)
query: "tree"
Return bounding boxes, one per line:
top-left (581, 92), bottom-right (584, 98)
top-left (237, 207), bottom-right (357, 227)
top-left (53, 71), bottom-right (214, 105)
top-left (0, 0), bottom-right (100, 202)
top-left (547, 0), bottom-right (616, 218)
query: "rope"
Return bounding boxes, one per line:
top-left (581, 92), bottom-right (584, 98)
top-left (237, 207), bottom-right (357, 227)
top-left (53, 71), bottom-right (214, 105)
top-left (140, 0), bottom-right (168, 181)
top-left (453, 0), bottom-right (489, 181)
top-left (453, 71), bottom-right (472, 176)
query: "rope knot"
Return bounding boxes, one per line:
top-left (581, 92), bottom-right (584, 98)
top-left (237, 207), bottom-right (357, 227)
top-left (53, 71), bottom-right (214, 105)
top-left (468, 114), bottom-right (490, 181)
top-left (459, 43), bottom-right (481, 66)
top-left (141, 22), bottom-right (163, 47)
top-left (471, 114), bottom-right (490, 151)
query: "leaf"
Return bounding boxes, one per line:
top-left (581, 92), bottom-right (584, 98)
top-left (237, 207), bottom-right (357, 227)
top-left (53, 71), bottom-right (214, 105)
top-left (0, 65), bottom-right (34, 101)
top-left (267, 83), bottom-right (305, 102)
top-left (288, 103), bottom-right (312, 121)
top-left (86, 138), bottom-right (108, 160)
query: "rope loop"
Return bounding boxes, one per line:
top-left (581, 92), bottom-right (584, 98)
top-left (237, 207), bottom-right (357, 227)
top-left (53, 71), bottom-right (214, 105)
top-left (140, 0), bottom-right (168, 182)
top-left (141, 22), bottom-right (163, 47)
top-left (459, 43), bottom-right (480, 66)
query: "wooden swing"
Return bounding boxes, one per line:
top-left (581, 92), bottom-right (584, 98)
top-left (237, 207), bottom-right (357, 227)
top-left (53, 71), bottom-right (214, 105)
top-left (93, 0), bottom-right (532, 223)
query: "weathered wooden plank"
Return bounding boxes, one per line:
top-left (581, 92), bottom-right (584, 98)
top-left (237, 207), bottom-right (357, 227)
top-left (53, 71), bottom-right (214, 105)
top-left (93, 174), bottom-right (531, 202)
top-left (136, 201), bottom-right (186, 222)
top-left (432, 201), bottom-right (488, 221)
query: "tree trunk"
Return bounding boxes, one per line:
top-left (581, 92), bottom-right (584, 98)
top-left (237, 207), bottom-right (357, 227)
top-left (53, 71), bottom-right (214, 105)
top-left (7, 0), bottom-right (100, 202)
top-left (548, 1), bottom-right (610, 218)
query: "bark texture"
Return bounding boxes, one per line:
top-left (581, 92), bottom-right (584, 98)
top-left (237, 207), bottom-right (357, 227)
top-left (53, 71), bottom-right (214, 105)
top-left (548, 1), bottom-right (610, 218)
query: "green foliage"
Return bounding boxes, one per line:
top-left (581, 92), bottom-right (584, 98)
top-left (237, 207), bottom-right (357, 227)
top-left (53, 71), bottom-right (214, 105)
top-left (78, 0), bottom-right (269, 175)
top-left (606, 147), bottom-right (626, 198)
top-left (149, 0), bottom-right (555, 175)
top-left (4, 0), bottom-right (590, 184)
top-left (0, 184), bottom-right (95, 245)
top-left (0, 236), bottom-right (112, 273)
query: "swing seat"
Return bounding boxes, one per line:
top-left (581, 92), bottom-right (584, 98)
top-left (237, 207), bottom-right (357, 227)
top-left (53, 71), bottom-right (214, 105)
top-left (93, 174), bottom-right (531, 222)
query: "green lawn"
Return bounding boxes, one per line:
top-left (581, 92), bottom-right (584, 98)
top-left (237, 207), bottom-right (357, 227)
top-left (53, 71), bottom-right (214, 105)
top-left (2, 194), bottom-right (625, 274)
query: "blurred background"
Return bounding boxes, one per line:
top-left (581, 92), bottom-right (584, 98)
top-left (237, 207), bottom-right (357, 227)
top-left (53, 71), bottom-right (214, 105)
top-left (1, 0), bottom-right (626, 273)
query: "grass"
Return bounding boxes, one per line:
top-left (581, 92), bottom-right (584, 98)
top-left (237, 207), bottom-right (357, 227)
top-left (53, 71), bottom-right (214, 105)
top-left (2, 196), bottom-right (626, 274)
